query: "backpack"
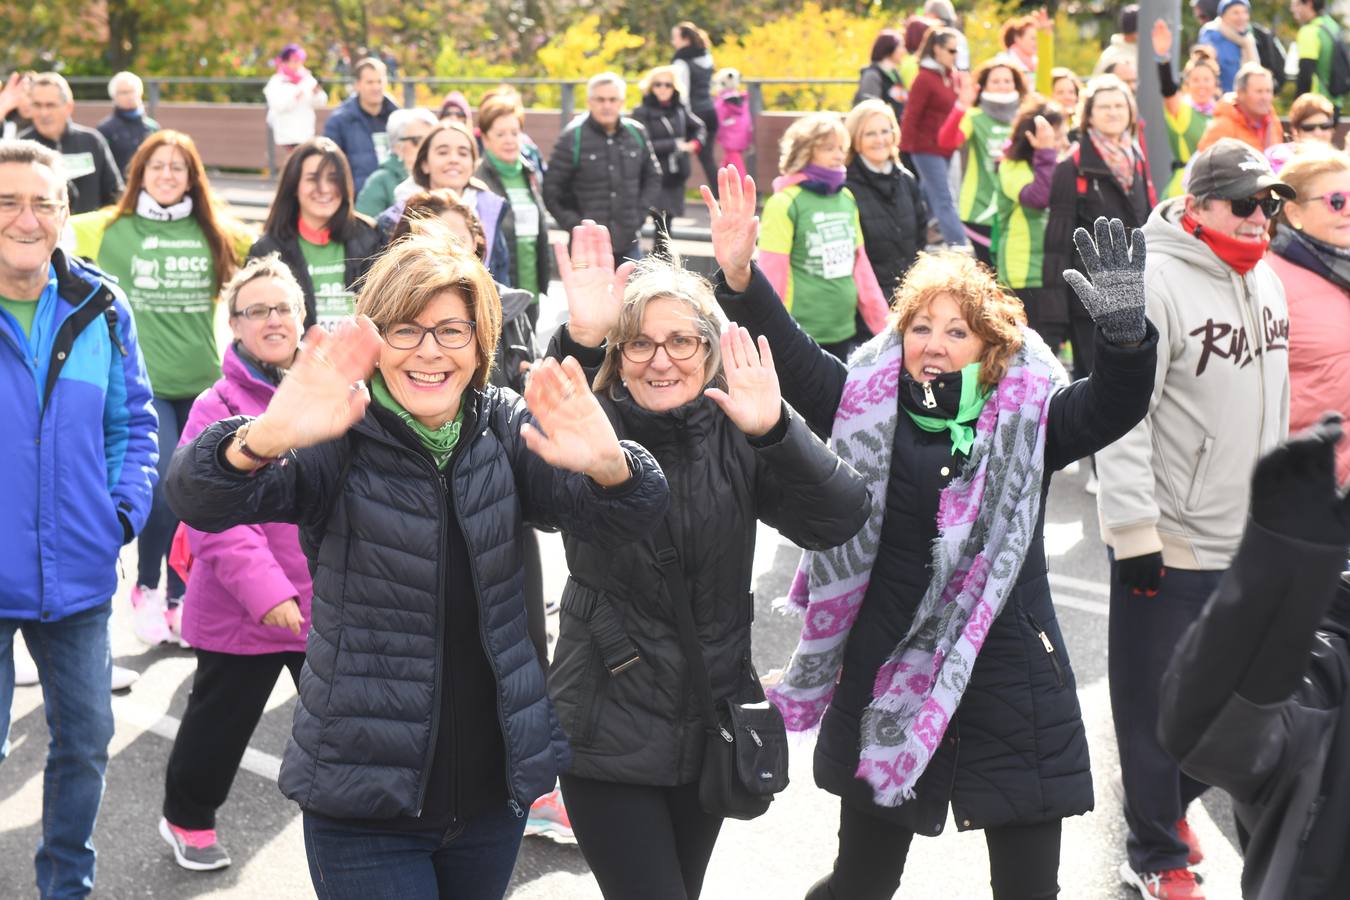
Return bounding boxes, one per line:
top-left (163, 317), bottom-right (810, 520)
top-left (1319, 21), bottom-right (1350, 97)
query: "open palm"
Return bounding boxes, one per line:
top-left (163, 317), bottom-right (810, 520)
top-left (553, 221), bottom-right (634, 347)
top-left (704, 324), bottom-right (782, 437)
top-left (260, 317), bottom-right (381, 450)
top-left (522, 356), bottom-right (627, 481)
top-left (702, 165), bottom-right (759, 279)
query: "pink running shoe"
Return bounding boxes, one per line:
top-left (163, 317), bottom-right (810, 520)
top-left (159, 817), bottom-right (231, 871)
top-left (524, 786), bottom-right (576, 844)
top-left (130, 585), bottom-right (172, 646)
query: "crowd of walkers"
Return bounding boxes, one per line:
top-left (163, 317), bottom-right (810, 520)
top-left (5, 6), bottom-right (1350, 900)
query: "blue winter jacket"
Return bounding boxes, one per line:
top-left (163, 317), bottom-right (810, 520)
top-left (0, 249), bottom-right (158, 622)
top-left (322, 94), bottom-right (399, 194)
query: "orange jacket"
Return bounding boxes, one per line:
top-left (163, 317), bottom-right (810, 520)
top-left (1196, 97), bottom-right (1283, 152)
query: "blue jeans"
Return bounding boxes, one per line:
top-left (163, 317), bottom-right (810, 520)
top-left (1107, 554), bottom-right (1219, 873)
top-left (910, 152), bottom-right (968, 247)
top-left (137, 396), bottom-right (194, 597)
top-left (303, 804), bottom-right (527, 900)
top-left (0, 602), bottom-right (115, 899)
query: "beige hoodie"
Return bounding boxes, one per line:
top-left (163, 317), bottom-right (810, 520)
top-left (1097, 197), bottom-right (1290, 569)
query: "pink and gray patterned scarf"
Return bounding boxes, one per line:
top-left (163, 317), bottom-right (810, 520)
top-left (766, 325), bottom-right (1066, 806)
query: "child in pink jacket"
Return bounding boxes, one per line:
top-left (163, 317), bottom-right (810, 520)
top-left (713, 68), bottom-right (754, 176)
top-left (158, 256), bottom-right (312, 872)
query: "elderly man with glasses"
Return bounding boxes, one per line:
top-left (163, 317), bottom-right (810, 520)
top-left (0, 139), bottom-right (157, 899)
top-left (18, 72), bottom-right (123, 214)
top-left (1096, 137), bottom-right (1294, 900)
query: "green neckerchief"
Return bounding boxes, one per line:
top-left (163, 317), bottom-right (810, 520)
top-left (486, 148), bottom-right (524, 179)
top-left (901, 361), bottom-right (991, 456)
top-left (370, 371), bottom-right (464, 469)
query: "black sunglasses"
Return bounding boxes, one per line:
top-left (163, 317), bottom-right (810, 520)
top-left (1297, 121), bottom-right (1336, 133)
top-left (1229, 195), bottom-right (1284, 219)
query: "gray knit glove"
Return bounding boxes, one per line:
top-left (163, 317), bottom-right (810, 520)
top-left (1063, 216), bottom-right (1147, 345)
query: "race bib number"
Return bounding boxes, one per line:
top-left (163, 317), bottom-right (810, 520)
top-left (372, 132), bottom-right (390, 163)
top-left (62, 152), bottom-right (96, 181)
top-left (816, 238), bottom-right (854, 280)
top-left (512, 199), bottom-right (540, 238)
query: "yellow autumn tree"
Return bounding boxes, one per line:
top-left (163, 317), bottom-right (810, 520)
top-left (533, 14), bottom-right (647, 108)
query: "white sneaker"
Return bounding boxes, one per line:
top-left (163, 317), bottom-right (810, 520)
top-left (111, 665), bottom-right (139, 691)
top-left (130, 584), bottom-right (173, 646)
top-left (1085, 474), bottom-right (1099, 496)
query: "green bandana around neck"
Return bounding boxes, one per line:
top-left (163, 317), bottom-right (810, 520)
top-left (371, 371), bottom-right (464, 468)
top-left (487, 149), bottom-right (524, 178)
top-left (902, 361), bottom-right (991, 456)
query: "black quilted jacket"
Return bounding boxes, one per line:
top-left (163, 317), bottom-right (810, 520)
top-left (717, 263), bottom-right (1158, 833)
top-left (166, 387), bottom-right (669, 819)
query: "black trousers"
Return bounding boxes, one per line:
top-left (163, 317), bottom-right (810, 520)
top-left (163, 648), bottom-right (304, 830)
top-left (559, 774), bottom-right (723, 900)
top-left (807, 800), bottom-right (1063, 900)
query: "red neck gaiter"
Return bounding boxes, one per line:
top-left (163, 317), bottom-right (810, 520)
top-left (1181, 212), bottom-right (1267, 275)
top-left (297, 215), bottom-right (331, 245)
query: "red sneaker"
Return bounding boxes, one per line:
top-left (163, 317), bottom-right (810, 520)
top-left (1176, 817), bottom-right (1203, 866)
top-left (1119, 863), bottom-right (1207, 899)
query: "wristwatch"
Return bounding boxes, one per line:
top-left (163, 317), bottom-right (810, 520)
top-left (233, 421), bottom-right (288, 468)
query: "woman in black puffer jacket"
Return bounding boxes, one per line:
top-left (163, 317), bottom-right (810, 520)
top-left (167, 229), bottom-right (669, 900)
top-left (631, 66), bottom-right (708, 250)
top-left (844, 98), bottom-right (928, 303)
top-left (546, 222), bottom-right (870, 900)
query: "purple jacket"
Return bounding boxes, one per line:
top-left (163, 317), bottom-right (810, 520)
top-left (177, 344), bottom-right (312, 655)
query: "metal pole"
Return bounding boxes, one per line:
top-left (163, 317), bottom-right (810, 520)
top-left (1137, 0), bottom-right (1179, 200)
top-left (403, 79), bottom-right (416, 109)
top-left (561, 83), bottom-right (574, 125)
top-left (148, 80), bottom-right (161, 118)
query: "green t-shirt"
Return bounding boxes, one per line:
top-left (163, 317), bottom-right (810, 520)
top-left (299, 237), bottom-right (353, 328)
top-left (759, 184), bottom-right (864, 344)
top-left (0, 295), bottom-right (38, 339)
top-left (94, 215), bottom-right (220, 398)
top-left (1297, 15), bottom-right (1344, 102)
top-left (957, 109), bottom-right (1012, 227)
top-left (1162, 102), bottom-right (1213, 198)
top-left (995, 159), bottom-right (1050, 290)
top-left (489, 153), bottom-right (540, 299)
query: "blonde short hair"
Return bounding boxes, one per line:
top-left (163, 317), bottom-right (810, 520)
top-left (357, 226), bottom-right (502, 390)
top-left (221, 253), bottom-right (303, 316)
top-left (845, 99), bottom-right (899, 165)
top-left (592, 255), bottom-right (725, 398)
top-left (779, 112), bottom-right (849, 175)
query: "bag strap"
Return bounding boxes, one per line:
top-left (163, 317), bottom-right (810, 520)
top-left (652, 520), bottom-right (724, 736)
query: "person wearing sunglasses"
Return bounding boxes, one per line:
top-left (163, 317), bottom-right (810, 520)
top-left (632, 65), bottom-right (707, 255)
top-left (166, 224), bottom-right (670, 900)
top-left (1266, 93), bottom-right (1339, 175)
top-left (544, 216), bottom-right (869, 899)
top-left (156, 255), bottom-right (309, 872)
top-left (1096, 136), bottom-right (1293, 900)
top-left (1269, 146), bottom-right (1350, 484)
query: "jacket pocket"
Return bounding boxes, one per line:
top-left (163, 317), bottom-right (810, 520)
top-left (1184, 434), bottom-right (1216, 512)
top-left (1024, 611), bottom-right (1067, 689)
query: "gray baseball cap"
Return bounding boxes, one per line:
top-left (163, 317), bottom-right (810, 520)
top-left (1186, 138), bottom-right (1296, 201)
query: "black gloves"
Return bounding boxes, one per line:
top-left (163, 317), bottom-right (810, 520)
top-left (1251, 412), bottom-right (1350, 545)
top-left (1116, 551), bottom-right (1164, 596)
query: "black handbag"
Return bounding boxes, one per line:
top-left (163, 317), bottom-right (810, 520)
top-left (653, 523), bottom-right (789, 820)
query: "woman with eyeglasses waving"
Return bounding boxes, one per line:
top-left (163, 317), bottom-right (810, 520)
top-left (1268, 147), bottom-right (1350, 483)
top-left (156, 255), bottom-right (310, 872)
top-left (166, 225), bottom-right (670, 900)
top-left (544, 217), bottom-right (870, 899)
top-left (71, 128), bottom-right (252, 648)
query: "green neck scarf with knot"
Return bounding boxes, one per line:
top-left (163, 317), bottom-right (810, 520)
top-left (901, 361), bottom-right (991, 456)
top-left (370, 372), bottom-right (464, 469)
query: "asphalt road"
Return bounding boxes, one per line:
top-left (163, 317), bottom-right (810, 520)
top-left (0, 289), bottom-right (1246, 899)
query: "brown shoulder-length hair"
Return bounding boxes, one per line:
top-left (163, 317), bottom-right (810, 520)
top-left (973, 59), bottom-right (1028, 102)
top-left (391, 189), bottom-right (487, 259)
top-left (356, 224), bottom-right (501, 391)
top-left (1004, 98), bottom-right (1065, 165)
top-left (114, 130), bottom-right (247, 295)
top-left (412, 121), bottom-right (479, 190)
top-left (263, 137), bottom-right (363, 245)
top-left (891, 251), bottom-right (1025, 388)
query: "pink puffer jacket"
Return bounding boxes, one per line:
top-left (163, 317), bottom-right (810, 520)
top-left (176, 344), bottom-right (312, 655)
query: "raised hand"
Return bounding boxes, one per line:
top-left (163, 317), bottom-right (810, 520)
top-left (522, 356), bottom-right (630, 486)
top-left (243, 316), bottom-right (382, 460)
top-left (1063, 217), bottom-right (1148, 346)
top-left (955, 71), bottom-right (978, 109)
top-left (701, 165), bottom-right (759, 291)
top-left (1026, 115), bottom-right (1057, 150)
top-left (704, 324), bottom-right (782, 437)
top-left (1151, 20), bottom-right (1173, 59)
top-left (553, 221), bottom-right (634, 347)
top-left (1032, 7), bottom-right (1053, 30)
top-left (1251, 412), bottom-right (1350, 544)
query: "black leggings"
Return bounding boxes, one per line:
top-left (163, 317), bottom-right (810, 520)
top-left (559, 774), bottom-right (723, 900)
top-left (807, 800), bottom-right (1063, 900)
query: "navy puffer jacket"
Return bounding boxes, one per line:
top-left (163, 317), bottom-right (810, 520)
top-left (166, 387), bottom-right (669, 819)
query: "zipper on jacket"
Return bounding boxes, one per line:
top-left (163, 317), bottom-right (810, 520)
top-left (411, 464), bottom-right (449, 816)
top-left (1299, 793), bottom-right (1325, 845)
top-left (1025, 611), bottom-right (1066, 688)
top-left (921, 380), bottom-right (938, 410)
